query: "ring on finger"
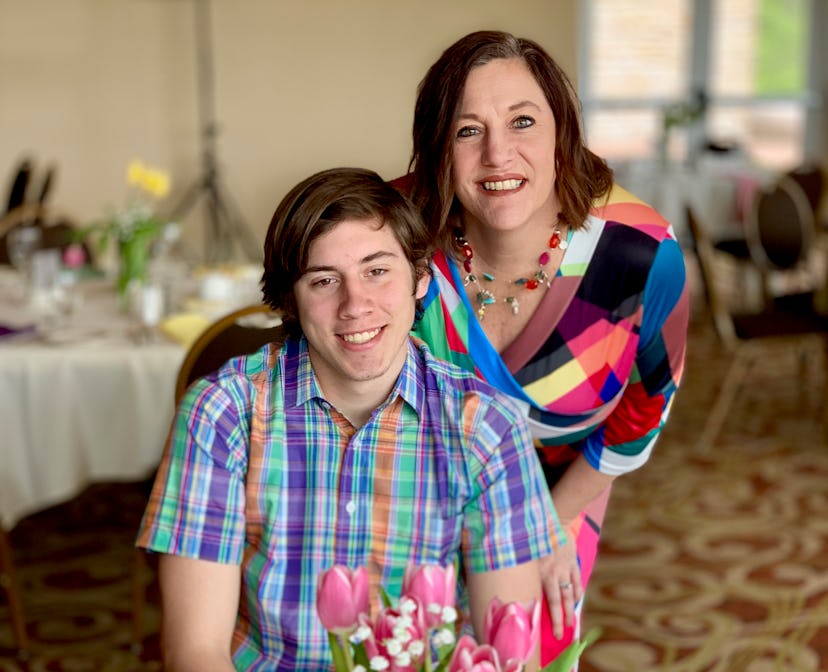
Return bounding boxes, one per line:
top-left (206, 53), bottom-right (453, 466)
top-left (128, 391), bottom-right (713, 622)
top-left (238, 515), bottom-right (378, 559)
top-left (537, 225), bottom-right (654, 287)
top-left (559, 581), bottom-right (573, 590)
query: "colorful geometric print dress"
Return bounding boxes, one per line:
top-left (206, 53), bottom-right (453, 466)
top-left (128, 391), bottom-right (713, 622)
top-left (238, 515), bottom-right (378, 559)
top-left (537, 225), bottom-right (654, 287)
top-left (411, 184), bottom-right (690, 664)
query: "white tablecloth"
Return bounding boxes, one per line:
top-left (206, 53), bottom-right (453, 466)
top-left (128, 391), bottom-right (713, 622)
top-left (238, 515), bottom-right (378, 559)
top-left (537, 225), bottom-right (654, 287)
top-left (0, 270), bottom-right (185, 528)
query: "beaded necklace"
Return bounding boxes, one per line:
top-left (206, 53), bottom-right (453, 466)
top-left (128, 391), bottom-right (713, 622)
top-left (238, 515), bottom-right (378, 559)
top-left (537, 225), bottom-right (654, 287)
top-left (453, 225), bottom-right (568, 320)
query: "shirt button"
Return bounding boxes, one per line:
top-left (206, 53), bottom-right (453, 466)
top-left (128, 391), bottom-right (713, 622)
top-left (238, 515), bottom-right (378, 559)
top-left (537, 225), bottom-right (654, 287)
top-left (345, 500), bottom-right (357, 515)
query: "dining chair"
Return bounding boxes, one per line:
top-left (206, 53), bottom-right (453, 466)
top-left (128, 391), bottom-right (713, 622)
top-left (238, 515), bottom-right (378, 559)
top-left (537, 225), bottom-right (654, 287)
top-left (785, 162), bottom-right (825, 223)
top-left (3, 159), bottom-right (32, 215)
top-left (0, 203), bottom-right (91, 266)
top-left (743, 175), bottom-right (817, 305)
top-left (131, 302), bottom-right (285, 652)
top-left (685, 203), bottom-right (828, 450)
top-left (0, 525), bottom-right (29, 657)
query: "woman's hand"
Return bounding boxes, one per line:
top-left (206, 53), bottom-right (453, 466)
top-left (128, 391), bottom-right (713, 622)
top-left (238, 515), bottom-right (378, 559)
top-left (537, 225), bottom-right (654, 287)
top-left (540, 525), bottom-right (581, 639)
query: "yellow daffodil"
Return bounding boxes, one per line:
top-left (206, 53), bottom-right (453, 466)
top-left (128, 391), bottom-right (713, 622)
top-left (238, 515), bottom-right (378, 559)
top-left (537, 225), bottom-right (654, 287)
top-left (126, 160), bottom-right (147, 187)
top-left (139, 169), bottom-right (169, 199)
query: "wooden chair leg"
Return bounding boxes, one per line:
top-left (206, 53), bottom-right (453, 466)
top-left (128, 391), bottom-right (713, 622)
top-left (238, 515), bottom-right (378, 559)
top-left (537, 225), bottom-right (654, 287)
top-left (697, 350), bottom-right (751, 451)
top-left (0, 525), bottom-right (29, 655)
top-left (131, 548), bottom-right (147, 654)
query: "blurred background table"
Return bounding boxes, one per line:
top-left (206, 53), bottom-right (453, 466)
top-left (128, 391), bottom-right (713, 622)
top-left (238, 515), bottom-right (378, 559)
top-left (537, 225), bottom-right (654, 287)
top-left (0, 268), bottom-right (186, 529)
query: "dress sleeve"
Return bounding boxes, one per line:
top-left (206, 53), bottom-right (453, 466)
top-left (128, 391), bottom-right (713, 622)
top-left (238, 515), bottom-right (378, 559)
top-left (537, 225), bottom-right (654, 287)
top-left (581, 235), bottom-right (690, 475)
top-left (136, 374), bottom-right (251, 564)
top-left (460, 391), bottom-right (562, 574)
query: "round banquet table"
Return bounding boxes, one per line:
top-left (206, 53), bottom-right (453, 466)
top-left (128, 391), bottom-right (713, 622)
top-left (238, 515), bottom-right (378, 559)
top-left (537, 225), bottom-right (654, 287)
top-left (0, 268), bottom-right (185, 529)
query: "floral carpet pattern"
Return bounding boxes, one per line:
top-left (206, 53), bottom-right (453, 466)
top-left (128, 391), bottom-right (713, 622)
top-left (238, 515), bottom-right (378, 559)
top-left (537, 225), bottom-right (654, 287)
top-left (581, 308), bottom-right (828, 671)
top-left (2, 301), bottom-right (828, 671)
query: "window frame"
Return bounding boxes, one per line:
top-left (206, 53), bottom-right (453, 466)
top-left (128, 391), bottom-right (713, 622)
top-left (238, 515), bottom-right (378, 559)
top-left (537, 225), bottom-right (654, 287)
top-left (577, 0), bottom-right (824, 165)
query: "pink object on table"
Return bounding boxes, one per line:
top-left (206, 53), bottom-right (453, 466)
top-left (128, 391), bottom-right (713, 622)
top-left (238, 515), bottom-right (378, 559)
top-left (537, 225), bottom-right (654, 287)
top-left (62, 243), bottom-right (86, 269)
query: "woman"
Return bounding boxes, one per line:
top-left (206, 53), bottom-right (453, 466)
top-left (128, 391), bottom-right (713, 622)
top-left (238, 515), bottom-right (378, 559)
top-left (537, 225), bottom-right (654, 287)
top-left (400, 30), bottom-right (689, 665)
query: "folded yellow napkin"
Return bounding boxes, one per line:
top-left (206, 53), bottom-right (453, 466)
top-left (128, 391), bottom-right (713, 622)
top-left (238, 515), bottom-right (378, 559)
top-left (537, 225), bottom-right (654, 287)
top-left (159, 312), bottom-right (211, 349)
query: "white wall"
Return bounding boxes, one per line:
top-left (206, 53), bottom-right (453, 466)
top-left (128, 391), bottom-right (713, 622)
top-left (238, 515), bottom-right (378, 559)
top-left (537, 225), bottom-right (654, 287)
top-left (0, 0), bottom-right (577, 260)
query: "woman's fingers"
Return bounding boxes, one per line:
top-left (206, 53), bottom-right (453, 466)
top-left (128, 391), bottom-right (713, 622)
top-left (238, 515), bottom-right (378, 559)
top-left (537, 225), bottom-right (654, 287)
top-left (540, 534), bottom-right (582, 639)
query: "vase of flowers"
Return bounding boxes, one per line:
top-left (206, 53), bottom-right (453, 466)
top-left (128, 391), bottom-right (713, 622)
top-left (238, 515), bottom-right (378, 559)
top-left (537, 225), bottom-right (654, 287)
top-left (85, 160), bottom-right (172, 310)
top-left (316, 562), bottom-right (599, 672)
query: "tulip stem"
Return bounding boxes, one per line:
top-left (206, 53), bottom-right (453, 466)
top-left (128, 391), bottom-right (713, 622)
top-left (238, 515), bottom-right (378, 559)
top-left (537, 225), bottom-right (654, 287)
top-left (422, 629), bottom-right (433, 672)
top-left (341, 637), bottom-right (356, 671)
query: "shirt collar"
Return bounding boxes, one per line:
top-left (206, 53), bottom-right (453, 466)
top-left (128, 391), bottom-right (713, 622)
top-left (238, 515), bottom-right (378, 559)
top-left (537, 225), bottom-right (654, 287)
top-left (290, 336), bottom-right (424, 419)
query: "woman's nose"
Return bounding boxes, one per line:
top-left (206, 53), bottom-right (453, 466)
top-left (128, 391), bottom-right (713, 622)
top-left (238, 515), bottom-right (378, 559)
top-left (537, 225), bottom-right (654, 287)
top-left (482, 128), bottom-right (512, 165)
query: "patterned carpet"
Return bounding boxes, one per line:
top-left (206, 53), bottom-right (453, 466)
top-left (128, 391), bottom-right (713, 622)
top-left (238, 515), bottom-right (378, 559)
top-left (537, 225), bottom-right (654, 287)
top-left (2, 291), bottom-right (828, 671)
top-left (581, 309), bottom-right (828, 671)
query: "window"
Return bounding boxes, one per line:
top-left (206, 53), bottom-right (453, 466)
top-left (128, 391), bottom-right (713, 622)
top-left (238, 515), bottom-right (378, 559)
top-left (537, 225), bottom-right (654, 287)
top-left (579, 0), bottom-right (819, 170)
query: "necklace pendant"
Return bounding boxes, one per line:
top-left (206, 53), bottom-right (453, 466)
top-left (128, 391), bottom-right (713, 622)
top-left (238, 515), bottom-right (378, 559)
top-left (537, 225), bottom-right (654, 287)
top-left (559, 239), bottom-right (568, 250)
top-left (505, 296), bottom-right (519, 314)
top-left (477, 289), bottom-right (495, 305)
top-left (549, 231), bottom-right (561, 249)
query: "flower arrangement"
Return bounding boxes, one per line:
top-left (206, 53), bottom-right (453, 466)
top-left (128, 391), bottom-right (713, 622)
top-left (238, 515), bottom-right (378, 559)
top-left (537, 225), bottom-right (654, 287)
top-left (84, 160), bottom-right (172, 303)
top-left (316, 563), bottom-right (599, 672)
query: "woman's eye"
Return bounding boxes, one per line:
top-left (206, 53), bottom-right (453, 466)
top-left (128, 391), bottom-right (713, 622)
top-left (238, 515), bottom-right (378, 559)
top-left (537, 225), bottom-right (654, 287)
top-left (513, 116), bottom-right (535, 129)
top-left (456, 126), bottom-right (479, 138)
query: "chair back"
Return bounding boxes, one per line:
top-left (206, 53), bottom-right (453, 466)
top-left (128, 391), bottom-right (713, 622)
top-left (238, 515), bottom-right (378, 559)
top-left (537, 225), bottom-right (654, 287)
top-left (685, 205), bottom-right (738, 349)
top-left (0, 203), bottom-right (89, 266)
top-left (745, 176), bottom-right (814, 273)
top-left (785, 163), bottom-right (824, 217)
top-left (175, 303), bottom-right (286, 404)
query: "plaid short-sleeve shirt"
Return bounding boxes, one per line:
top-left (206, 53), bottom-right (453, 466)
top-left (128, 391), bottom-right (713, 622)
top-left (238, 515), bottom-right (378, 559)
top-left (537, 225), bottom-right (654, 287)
top-left (137, 337), bottom-right (558, 670)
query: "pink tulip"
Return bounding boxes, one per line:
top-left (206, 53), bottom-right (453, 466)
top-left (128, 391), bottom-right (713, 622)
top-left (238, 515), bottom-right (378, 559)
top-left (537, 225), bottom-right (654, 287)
top-left (483, 598), bottom-right (540, 667)
top-left (401, 561), bottom-right (457, 627)
top-left (448, 635), bottom-right (505, 672)
top-left (316, 565), bottom-right (370, 634)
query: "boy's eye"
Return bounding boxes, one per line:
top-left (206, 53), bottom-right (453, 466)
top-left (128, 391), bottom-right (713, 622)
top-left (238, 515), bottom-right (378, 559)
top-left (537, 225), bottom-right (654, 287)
top-left (367, 268), bottom-right (388, 277)
top-left (311, 277), bottom-right (336, 288)
top-left (513, 116), bottom-right (535, 129)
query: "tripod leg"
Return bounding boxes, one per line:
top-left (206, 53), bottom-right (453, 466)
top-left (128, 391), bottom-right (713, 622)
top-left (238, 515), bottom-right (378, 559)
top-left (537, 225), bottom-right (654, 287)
top-left (169, 176), bottom-right (207, 222)
top-left (213, 182), bottom-right (262, 262)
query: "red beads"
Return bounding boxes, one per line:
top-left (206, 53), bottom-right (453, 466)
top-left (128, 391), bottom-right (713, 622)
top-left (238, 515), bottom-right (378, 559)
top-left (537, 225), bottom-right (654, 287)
top-left (549, 232), bottom-right (561, 249)
top-left (525, 278), bottom-right (539, 290)
top-left (538, 251), bottom-right (550, 266)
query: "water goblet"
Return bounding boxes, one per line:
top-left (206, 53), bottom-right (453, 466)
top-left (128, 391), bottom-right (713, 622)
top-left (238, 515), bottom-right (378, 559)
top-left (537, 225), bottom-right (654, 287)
top-left (6, 225), bottom-right (42, 301)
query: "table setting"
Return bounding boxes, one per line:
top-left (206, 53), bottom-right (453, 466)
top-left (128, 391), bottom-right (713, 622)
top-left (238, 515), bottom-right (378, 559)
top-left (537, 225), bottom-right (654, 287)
top-left (0, 160), bottom-right (264, 528)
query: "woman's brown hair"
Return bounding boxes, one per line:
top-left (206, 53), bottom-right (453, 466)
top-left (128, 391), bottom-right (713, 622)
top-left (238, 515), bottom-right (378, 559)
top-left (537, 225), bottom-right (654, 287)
top-left (409, 30), bottom-right (613, 254)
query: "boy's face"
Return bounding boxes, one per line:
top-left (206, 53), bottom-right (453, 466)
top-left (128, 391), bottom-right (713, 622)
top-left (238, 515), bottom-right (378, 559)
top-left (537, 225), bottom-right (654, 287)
top-left (294, 217), bottom-right (428, 404)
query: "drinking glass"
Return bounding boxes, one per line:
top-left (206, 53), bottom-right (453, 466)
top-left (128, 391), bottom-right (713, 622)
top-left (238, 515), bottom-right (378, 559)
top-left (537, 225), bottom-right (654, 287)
top-left (7, 225), bottom-right (43, 272)
top-left (6, 225), bottom-right (42, 302)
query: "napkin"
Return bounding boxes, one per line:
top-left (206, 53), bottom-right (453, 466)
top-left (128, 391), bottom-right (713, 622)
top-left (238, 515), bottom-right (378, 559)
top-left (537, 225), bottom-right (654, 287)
top-left (0, 323), bottom-right (36, 340)
top-left (159, 312), bottom-right (211, 349)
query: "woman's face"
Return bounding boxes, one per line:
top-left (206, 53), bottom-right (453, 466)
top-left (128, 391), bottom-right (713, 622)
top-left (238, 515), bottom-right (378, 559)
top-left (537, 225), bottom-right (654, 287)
top-left (451, 58), bottom-right (559, 235)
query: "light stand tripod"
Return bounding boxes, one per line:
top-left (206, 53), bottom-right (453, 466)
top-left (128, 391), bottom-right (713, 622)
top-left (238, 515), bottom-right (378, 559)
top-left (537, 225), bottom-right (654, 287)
top-left (170, 0), bottom-right (261, 263)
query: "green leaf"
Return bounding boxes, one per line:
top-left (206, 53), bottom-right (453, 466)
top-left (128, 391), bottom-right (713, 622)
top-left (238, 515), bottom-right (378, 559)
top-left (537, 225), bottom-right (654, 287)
top-left (539, 627), bottom-right (602, 672)
top-left (352, 641), bottom-right (370, 669)
top-left (379, 584), bottom-right (393, 609)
